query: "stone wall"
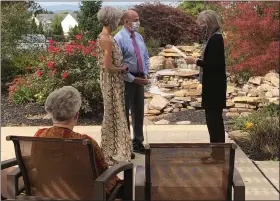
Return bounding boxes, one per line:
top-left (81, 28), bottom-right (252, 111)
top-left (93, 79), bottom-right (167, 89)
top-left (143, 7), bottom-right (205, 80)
top-left (145, 44), bottom-right (279, 121)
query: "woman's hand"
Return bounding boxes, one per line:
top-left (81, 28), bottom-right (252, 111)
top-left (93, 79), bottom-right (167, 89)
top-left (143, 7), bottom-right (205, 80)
top-left (185, 56), bottom-right (197, 64)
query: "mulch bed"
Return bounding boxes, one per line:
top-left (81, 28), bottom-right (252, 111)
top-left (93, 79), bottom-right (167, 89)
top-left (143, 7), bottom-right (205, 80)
top-left (2, 94), bottom-right (232, 128)
top-left (1, 95), bottom-right (102, 126)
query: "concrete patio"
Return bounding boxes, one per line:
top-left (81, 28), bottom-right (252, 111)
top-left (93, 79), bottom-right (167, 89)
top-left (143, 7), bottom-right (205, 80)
top-left (1, 125), bottom-right (279, 200)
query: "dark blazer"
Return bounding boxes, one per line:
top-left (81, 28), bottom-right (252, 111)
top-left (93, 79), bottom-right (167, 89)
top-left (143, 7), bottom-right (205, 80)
top-left (196, 33), bottom-right (227, 109)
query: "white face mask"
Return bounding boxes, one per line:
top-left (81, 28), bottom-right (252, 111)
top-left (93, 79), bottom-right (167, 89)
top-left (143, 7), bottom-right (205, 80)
top-left (131, 21), bottom-right (140, 31)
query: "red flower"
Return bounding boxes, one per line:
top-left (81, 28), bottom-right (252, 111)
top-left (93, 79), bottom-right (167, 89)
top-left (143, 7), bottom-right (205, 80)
top-left (75, 34), bottom-right (82, 40)
top-left (52, 68), bottom-right (57, 74)
top-left (66, 45), bottom-right (72, 56)
top-left (48, 61), bottom-right (54, 68)
top-left (70, 41), bottom-right (76, 45)
top-left (39, 56), bottom-right (45, 61)
top-left (89, 45), bottom-right (94, 50)
top-left (62, 72), bottom-right (68, 79)
top-left (89, 41), bottom-right (96, 45)
top-left (48, 45), bottom-right (55, 52)
top-left (36, 70), bottom-right (42, 76)
top-left (93, 52), bottom-right (97, 57)
top-left (49, 40), bottom-right (55, 45)
top-left (84, 48), bottom-right (90, 55)
top-left (55, 48), bottom-right (60, 53)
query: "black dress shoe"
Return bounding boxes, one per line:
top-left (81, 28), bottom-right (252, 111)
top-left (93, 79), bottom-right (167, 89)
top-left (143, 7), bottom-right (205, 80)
top-left (131, 152), bottom-right (135, 159)
top-left (133, 144), bottom-right (145, 154)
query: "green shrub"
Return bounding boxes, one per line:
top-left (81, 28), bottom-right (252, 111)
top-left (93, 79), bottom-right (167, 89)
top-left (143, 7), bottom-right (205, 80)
top-left (12, 85), bottom-right (35, 104)
top-left (1, 51), bottom-right (42, 93)
top-left (249, 116), bottom-right (279, 159)
top-left (231, 104), bottom-right (279, 130)
top-left (9, 33), bottom-right (102, 115)
top-left (231, 104), bottom-right (280, 159)
top-left (234, 69), bottom-right (251, 84)
top-left (146, 38), bottom-right (161, 57)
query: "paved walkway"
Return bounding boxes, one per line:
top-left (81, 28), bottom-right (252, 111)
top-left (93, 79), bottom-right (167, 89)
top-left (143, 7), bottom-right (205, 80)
top-left (1, 125), bottom-right (279, 200)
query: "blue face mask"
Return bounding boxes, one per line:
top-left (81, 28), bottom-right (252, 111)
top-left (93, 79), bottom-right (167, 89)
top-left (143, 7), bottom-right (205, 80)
top-left (131, 21), bottom-right (140, 31)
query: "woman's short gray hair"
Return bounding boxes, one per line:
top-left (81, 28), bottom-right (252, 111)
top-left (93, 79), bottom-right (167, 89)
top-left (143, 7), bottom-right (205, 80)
top-left (197, 10), bottom-right (222, 35)
top-left (45, 86), bottom-right (82, 122)
top-left (97, 6), bottom-right (123, 27)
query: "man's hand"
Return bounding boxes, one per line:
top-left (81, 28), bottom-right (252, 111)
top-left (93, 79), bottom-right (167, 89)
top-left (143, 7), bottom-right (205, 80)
top-left (134, 77), bottom-right (149, 85)
top-left (143, 75), bottom-right (150, 85)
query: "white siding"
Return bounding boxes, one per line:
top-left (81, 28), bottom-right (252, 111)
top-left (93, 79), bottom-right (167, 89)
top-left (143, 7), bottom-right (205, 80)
top-left (61, 14), bottom-right (78, 36)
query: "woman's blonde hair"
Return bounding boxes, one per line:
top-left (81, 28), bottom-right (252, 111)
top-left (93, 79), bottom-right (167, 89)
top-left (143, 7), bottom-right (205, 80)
top-left (197, 10), bottom-right (222, 35)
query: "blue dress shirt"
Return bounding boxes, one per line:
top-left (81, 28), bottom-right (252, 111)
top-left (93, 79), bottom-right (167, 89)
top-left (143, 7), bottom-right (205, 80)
top-left (114, 27), bottom-right (150, 82)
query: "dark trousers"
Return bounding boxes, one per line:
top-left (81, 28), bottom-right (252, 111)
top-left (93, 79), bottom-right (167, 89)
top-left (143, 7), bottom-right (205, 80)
top-left (205, 108), bottom-right (225, 159)
top-left (125, 81), bottom-right (144, 148)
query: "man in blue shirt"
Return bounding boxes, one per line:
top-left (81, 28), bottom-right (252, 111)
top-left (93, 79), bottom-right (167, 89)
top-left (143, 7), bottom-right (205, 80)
top-left (114, 9), bottom-right (150, 154)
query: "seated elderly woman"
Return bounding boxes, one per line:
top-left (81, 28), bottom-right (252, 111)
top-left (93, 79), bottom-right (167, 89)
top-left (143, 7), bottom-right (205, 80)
top-left (34, 86), bottom-right (119, 197)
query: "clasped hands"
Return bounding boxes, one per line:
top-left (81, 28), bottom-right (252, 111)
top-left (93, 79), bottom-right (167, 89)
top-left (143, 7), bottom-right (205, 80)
top-left (134, 76), bottom-right (150, 85)
top-left (120, 64), bottom-right (149, 85)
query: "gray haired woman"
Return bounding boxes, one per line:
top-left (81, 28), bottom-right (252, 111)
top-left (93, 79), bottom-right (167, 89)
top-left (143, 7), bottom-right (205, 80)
top-left (96, 7), bottom-right (133, 165)
top-left (34, 86), bottom-right (121, 197)
top-left (185, 10), bottom-right (227, 163)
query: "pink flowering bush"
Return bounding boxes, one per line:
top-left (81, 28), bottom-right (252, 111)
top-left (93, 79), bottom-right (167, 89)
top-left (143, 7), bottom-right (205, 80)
top-left (9, 34), bottom-right (102, 114)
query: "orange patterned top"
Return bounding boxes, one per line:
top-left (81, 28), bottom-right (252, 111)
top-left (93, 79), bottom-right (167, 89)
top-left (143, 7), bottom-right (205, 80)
top-left (34, 126), bottom-right (119, 197)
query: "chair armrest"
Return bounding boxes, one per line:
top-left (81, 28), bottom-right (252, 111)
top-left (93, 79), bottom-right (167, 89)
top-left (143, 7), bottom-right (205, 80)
top-left (233, 168), bottom-right (245, 201)
top-left (135, 165), bottom-right (145, 201)
top-left (93, 162), bottom-right (133, 201)
top-left (1, 158), bottom-right (24, 200)
top-left (7, 167), bottom-right (24, 199)
top-left (1, 158), bottom-right (17, 170)
top-left (16, 195), bottom-right (59, 200)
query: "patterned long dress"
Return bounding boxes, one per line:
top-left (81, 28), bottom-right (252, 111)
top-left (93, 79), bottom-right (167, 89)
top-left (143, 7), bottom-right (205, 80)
top-left (96, 33), bottom-right (132, 165)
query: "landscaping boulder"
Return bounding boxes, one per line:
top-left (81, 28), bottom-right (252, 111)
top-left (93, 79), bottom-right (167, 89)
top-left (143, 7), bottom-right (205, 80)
top-left (150, 56), bottom-right (165, 71)
top-left (149, 95), bottom-right (169, 110)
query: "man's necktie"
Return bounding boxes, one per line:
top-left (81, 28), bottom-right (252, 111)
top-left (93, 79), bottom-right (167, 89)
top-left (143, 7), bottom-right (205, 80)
top-left (131, 32), bottom-right (144, 73)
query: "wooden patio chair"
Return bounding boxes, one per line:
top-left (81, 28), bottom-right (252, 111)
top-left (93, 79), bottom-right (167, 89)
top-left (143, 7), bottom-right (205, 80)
top-left (1, 158), bottom-right (24, 200)
top-left (5, 136), bottom-right (133, 201)
top-left (135, 143), bottom-right (245, 201)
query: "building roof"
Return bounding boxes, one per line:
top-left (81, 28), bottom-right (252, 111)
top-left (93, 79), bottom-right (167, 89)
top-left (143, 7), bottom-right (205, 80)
top-left (36, 13), bottom-right (76, 23)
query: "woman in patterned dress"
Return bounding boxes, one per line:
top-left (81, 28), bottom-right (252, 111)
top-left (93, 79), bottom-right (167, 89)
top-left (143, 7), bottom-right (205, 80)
top-left (96, 7), bottom-right (133, 165)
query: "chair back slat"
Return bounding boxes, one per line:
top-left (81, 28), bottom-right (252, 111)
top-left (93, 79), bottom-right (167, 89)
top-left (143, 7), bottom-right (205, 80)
top-left (145, 143), bottom-right (235, 201)
top-left (8, 136), bottom-right (98, 200)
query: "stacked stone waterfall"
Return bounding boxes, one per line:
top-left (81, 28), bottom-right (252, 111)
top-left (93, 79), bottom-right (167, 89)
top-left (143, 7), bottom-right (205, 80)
top-left (145, 44), bottom-right (280, 121)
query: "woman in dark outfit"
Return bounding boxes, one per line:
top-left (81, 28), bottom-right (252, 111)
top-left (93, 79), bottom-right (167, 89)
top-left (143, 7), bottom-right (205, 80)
top-left (185, 10), bottom-right (226, 162)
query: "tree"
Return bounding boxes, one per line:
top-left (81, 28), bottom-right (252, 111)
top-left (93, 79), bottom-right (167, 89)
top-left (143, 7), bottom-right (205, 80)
top-left (68, 25), bottom-right (82, 40)
top-left (51, 15), bottom-right (64, 36)
top-left (38, 22), bottom-right (44, 34)
top-left (133, 2), bottom-right (202, 46)
top-left (78, 1), bottom-right (102, 40)
top-left (177, 1), bottom-right (205, 17)
top-left (1, 2), bottom-right (32, 59)
top-left (221, 2), bottom-right (279, 75)
top-left (35, 8), bottom-right (54, 15)
top-left (31, 18), bottom-right (38, 34)
top-left (177, 1), bottom-right (223, 18)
